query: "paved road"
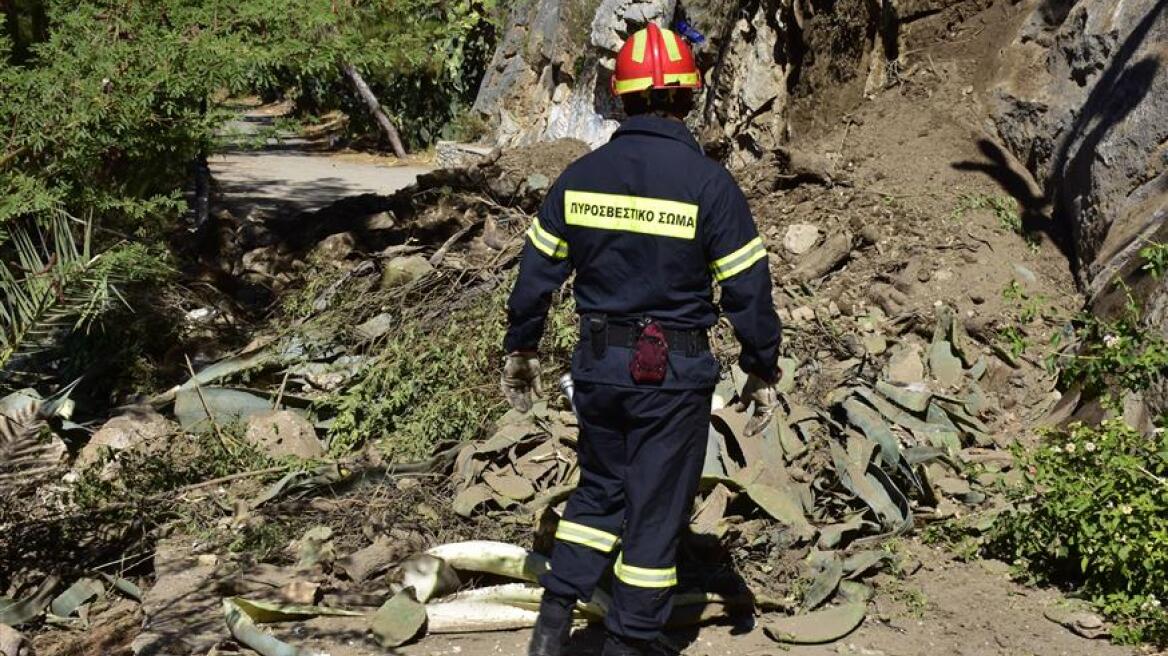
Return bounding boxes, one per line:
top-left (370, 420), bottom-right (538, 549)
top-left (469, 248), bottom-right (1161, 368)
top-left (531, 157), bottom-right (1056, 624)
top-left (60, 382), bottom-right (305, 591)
top-left (211, 150), bottom-right (430, 215)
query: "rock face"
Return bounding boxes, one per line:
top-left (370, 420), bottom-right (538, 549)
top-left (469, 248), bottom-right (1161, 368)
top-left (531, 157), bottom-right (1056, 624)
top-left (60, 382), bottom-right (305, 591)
top-left (988, 0), bottom-right (1168, 415)
top-left (471, 0), bottom-right (885, 162)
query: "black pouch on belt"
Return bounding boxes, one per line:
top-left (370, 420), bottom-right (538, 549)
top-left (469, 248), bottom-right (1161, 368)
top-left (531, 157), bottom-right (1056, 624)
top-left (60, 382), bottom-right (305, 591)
top-left (629, 318), bottom-right (669, 384)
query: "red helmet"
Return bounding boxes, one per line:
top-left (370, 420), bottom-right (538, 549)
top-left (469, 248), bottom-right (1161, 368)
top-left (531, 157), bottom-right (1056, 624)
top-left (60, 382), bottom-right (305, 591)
top-left (611, 23), bottom-right (701, 96)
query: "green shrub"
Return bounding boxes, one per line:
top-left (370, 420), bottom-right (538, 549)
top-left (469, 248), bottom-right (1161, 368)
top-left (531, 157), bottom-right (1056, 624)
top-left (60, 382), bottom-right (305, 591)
top-left (1058, 296), bottom-right (1168, 401)
top-left (988, 419), bottom-right (1168, 644)
top-left (324, 280), bottom-right (577, 460)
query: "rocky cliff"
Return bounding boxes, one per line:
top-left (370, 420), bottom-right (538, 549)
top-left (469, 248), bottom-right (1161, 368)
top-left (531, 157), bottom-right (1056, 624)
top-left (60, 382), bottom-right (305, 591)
top-left (987, 0), bottom-right (1167, 417)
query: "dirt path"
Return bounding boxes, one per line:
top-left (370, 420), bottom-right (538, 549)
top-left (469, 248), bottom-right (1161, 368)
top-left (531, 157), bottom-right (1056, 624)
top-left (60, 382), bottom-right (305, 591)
top-left (386, 543), bottom-right (1133, 656)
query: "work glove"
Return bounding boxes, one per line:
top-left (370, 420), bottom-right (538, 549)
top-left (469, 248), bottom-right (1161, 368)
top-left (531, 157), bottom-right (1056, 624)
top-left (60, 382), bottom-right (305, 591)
top-left (734, 373), bottom-right (779, 436)
top-left (501, 351), bottom-right (543, 412)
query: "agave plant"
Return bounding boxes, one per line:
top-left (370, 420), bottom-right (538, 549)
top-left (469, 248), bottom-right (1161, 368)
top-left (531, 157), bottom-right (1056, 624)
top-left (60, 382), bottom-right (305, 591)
top-left (0, 209), bottom-right (125, 374)
top-left (0, 386), bottom-right (74, 489)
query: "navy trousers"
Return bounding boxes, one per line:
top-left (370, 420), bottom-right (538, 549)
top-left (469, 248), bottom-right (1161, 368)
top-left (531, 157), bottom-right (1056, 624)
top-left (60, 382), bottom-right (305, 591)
top-left (540, 381), bottom-right (712, 641)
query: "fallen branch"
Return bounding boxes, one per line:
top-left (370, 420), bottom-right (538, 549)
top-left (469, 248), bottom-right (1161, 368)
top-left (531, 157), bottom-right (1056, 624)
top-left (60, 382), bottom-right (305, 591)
top-left (341, 62), bottom-right (407, 158)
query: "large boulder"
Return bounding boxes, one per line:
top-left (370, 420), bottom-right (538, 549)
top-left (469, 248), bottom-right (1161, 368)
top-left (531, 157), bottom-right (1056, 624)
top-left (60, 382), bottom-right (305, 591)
top-left (988, 0), bottom-right (1168, 415)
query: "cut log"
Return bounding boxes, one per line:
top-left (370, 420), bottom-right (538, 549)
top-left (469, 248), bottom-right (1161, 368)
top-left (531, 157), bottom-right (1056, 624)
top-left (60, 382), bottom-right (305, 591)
top-left (341, 63), bottom-right (407, 159)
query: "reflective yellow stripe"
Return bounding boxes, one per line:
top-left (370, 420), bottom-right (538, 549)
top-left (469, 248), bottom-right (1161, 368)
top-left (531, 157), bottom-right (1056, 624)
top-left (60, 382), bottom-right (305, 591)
top-left (614, 76), bottom-right (653, 94)
top-left (565, 190), bottom-right (698, 240)
top-left (614, 553), bottom-right (678, 588)
top-left (555, 520), bottom-right (619, 553)
top-left (631, 29), bottom-right (648, 63)
top-left (662, 29), bottom-right (682, 62)
top-left (663, 72), bottom-right (699, 86)
top-left (710, 236), bottom-right (766, 281)
top-left (527, 217), bottom-right (569, 259)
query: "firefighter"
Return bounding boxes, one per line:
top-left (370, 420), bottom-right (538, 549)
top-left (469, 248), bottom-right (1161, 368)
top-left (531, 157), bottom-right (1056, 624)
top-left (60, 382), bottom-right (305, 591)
top-left (500, 22), bottom-right (781, 656)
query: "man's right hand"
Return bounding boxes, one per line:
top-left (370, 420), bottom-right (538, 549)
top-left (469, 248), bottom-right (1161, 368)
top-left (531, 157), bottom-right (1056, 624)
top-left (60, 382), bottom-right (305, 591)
top-left (501, 351), bottom-right (543, 412)
top-left (734, 373), bottom-right (779, 436)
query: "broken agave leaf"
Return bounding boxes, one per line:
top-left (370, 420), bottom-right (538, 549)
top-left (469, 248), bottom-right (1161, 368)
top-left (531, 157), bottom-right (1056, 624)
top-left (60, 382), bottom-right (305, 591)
top-left (830, 442), bottom-right (910, 533)
top-left (802, 551), bottom-right (843, 611)
top-left (295, 525), bottom-right (335, 569)
top-left (370, 588), bottom-right (427, 648)
top-left (174, 387), bottom-right (290, 432)
top-left (253, 464), bottom-right (349, 507)
top-left (49, 578), bottom-right (104, 618)
top-left (764, 602), bottom-right (866, 644)
top-left (837, 581), bottom-right (874, 604)
top-left (232, 598), bottom-right (363, 623)
top-left (400, 554), bottom-right (462, 603)
top-left (691, 484), bottom-right (733, 537)
top-left (927, 340), bottom-right (964, 388)
top-left (842, 398), bottom-right (901, 470)
top-left (426, 541), bottom-right (551, 584)
top-left (874, 380), bottom-right (932, 413)
top-left (223, 598), bottom-right (318, 656)
top-left (741, 482), bottom-right (814, 537)
top-left (816, 513), bottom-right (865, 550)
top-left (452, 484), bottom-right (495, 518)
top-left (776, 357), bottom-right (798, 394)
top-left (425, 599), bottom-right (541, 633)
top-left (842, 550), bottom-right (887, 579)
top-left (100, 574), bottom-right (142, 602)
top-left (0, 575), bottom-right (59, 626)
top-left (483, 470), bottom-right (536, 502)
top-left (702, 426), bottom-right (730, 478)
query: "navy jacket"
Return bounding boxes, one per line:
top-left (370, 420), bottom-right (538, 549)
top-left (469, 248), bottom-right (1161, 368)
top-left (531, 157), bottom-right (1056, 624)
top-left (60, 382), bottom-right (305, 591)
top-left (504, 115), bottom-right (780, 388)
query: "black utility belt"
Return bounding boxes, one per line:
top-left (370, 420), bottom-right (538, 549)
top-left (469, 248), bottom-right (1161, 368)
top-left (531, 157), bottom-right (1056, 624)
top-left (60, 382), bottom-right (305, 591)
top-left (583, 318), bottom-right (710, 356)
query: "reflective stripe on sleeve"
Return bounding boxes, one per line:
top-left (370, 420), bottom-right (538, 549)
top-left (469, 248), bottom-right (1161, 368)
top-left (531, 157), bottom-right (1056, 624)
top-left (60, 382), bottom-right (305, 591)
top-left (614, 553), bottom-right (678, 588)
top-left (710, 236), bottom-right (766, 281)
top-left (564, 190), bottom-right (698, 240)
top-left (555, 520), bottom-right (619, 553)
top-left (526, 218), bottom-right (569, 260)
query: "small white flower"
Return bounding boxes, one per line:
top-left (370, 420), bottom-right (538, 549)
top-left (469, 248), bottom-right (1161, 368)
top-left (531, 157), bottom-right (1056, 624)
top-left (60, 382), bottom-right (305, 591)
top-left (1103, 334), bottom-right (1120, 347)
top-left (1120, 504), bottom-right (1133, 515)
top-left (1084, 441), bottom-right (1097, 452)
top-left (1154, 427), bottom-right (1166, 435)
top-left (1065, 442), bottom-right (1077, 454)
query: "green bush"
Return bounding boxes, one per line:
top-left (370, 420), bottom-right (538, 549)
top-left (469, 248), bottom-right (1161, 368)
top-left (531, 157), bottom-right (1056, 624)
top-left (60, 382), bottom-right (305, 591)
top-left (1057, 296), bottom-right (1168, 401)
top-left (324, 281), bottom-right (577, 460)
top-left (988, 419), bottom-right (1168, 644)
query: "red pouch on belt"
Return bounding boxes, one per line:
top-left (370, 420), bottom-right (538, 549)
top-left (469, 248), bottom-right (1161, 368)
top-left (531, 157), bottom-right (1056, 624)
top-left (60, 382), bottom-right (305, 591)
top-left (629, 321), bottom-right (669, 384)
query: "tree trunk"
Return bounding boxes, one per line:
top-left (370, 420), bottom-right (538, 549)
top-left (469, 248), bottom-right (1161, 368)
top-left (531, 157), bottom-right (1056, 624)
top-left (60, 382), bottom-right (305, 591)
top-left (341, 63), bottom-right (408, 158)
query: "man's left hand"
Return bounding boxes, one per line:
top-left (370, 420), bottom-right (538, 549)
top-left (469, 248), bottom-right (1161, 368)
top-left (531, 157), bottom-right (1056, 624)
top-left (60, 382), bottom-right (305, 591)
top-left (734, 373), bottom-right (779, 436)
top-left (501, 351), bottom-right (543, 412)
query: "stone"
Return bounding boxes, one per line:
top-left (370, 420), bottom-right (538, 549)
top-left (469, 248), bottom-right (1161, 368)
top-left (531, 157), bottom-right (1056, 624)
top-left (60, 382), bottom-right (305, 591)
top-left (886, 343), bottom-right (926, 384)
top-left (861, 333), bottom-right (888, 356)
top-left (355, 312), bottom-right (395, 341)
top-left (313, 231), bottom-right (356, 264)
top-left (783, 224), bottom-right (821, 254)
top-left (76, 409), bottom-right (174, 472)
top-left (243, 410), bottom-right (324, 459)
top-left (435, 141), bottom-right (494, 169)
top-left (381, 255), bottom-right (434, 288)
top-left (361, 211), bottom-right (397, 231)
top-left (790, 306), bottom-right (816, 323)
top-left (240, 245), bottom-right (282, 277)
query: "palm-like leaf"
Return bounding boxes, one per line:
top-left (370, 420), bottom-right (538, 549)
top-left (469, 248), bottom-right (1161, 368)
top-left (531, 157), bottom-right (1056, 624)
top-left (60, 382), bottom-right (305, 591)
top-left (0, 209), bottom-right (120, 372)
top-left (0, 388), bottom-right (72, 488)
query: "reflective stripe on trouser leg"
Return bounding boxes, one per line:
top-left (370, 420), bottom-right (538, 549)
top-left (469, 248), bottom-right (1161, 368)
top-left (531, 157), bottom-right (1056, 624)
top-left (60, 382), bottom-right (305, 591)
top-left (605, 385), bottom-right (712, 642)
top-left (614, 553), bottom-right (677, 588)
top-left (540, 381), bottom-right (628, 604)
top-left (555, 519), bottom-right (619, 553)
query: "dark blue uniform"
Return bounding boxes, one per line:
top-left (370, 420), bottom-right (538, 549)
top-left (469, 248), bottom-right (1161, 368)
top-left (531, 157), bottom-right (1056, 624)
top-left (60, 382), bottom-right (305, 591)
top-left (504, 115), bottom-right (780, 642)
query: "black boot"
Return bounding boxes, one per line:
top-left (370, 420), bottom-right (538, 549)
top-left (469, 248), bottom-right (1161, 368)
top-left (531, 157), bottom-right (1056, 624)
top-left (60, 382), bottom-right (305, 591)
top-left (528, 594), bottom-right (574, 656)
